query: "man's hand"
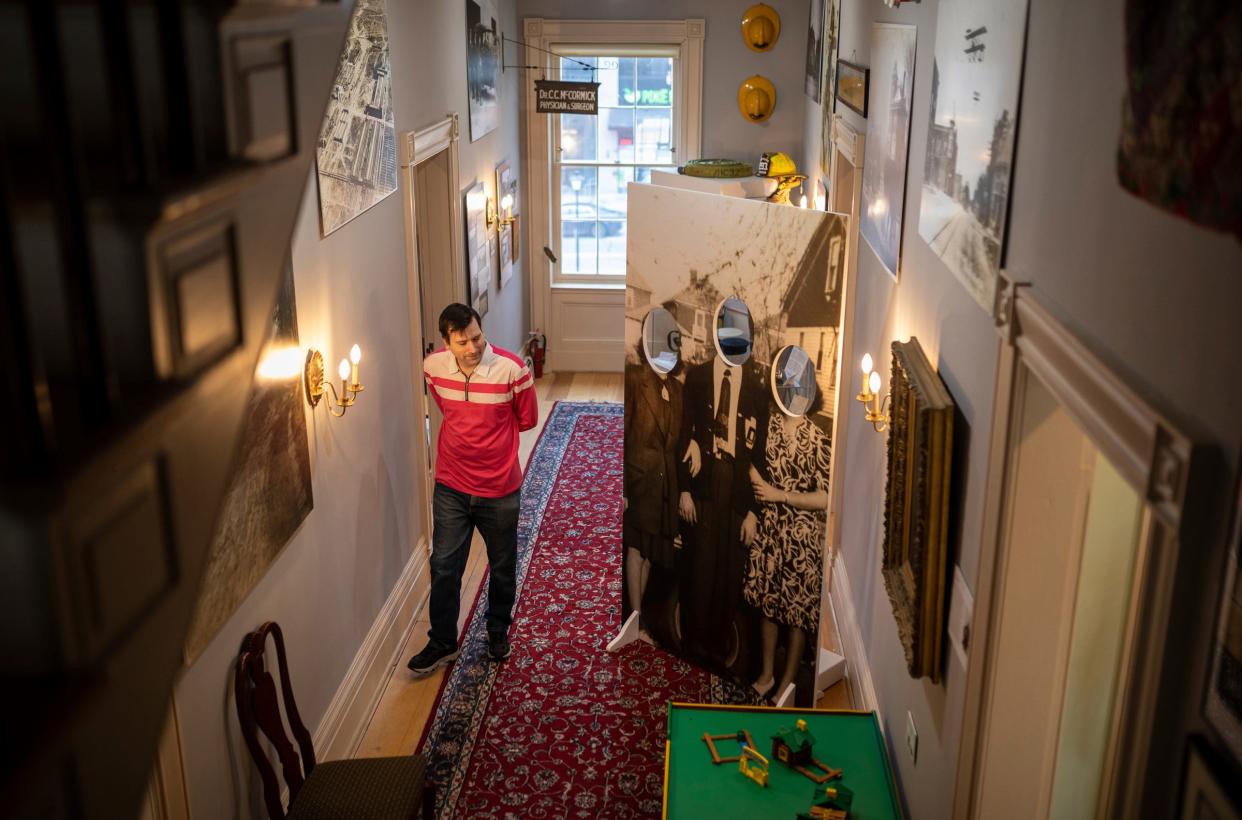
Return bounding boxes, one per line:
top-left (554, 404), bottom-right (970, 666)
top-left (673, 534), bottom-right (683, 550)
top-left (679, 492), bottom-right (697, 524)
top-left (682, 440), bottom-right (702, 477)
top-left (740, 510), bottom-right (758, 546)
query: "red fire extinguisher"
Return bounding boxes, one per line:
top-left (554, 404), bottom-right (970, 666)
top-left (528, 330), bottom-right (547, 379)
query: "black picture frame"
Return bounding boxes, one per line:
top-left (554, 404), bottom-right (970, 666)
top-left (1180, 737), bottom-right (1242, 820)
top-left (1205, 475), bottom-right (1242, 771)
top-left (836, 59), bottom-right (870, 118)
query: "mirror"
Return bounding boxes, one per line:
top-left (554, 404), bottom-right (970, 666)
top-left (771, 345), bottom-right (817, 416)
top-left (714, 297), bottom-right (752, 365)
top-left (642, 307), bottom-right (681, 374)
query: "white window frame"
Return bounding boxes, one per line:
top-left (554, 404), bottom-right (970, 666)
top-left (523, 18), bottom-right (703, 337)
top-left (553, 45), bottom-right (680, 283)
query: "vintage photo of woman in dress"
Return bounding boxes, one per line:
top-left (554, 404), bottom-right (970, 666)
top-left (744, 382), bottom-right (831, 704)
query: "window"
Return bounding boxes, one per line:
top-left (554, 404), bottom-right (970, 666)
top-left (554, 51), bottom-right (678, 280)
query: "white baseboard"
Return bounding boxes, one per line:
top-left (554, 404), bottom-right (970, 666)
top-left (314, 537), bottom-right (431, 760)
top-left (831, 557), bottom-right (880, 716)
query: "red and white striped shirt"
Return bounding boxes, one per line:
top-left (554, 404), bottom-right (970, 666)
top-left (423, 343), bottom-right (538, 497)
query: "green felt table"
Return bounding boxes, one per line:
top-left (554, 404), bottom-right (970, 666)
top-left (663, 703), bottom-right (903, 820)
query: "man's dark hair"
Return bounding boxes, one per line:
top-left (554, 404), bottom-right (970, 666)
top-left (439, 303), bottom-right (482, 340)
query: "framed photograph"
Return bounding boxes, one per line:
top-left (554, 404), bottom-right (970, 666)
top-left (464, 181), bottom-right (492, 317)
top-left (835, 60), bottom-right (869, 118)
top-left (859, 23), bottom-right (916, 279)
top-left (466, 0), bottom-right (500, 141)
top-left (804, 0), bottom-right (826, 102)
top-left (1181, 739), bottom-right (1242, 820)
top-left (883, 337), bottom-right (953, 683)
top-left (818, 0), bottom-right (842, 175)
top-left (917, 0), bottom-right (1028, 314)
top-left (1206, 477), bottom-right (1242, 769)
top-left (495, 160), bottom-right (518, 286)
top-left (315, 0), bottom-right (397, 236)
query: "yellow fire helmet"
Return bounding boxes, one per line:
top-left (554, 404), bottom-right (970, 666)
top-left (757, 151), bottom-right (798, 178)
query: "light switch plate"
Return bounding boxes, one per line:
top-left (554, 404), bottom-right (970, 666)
top-left (947, 565), bottom-right (974, 670)
top-left (906, 711), bottom-right (918, 764)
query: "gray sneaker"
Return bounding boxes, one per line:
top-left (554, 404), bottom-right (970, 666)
top-left (407, 642), bottom-right (459, 676)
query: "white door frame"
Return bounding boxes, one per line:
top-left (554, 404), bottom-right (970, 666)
top-left (521, 18), bottom-right (704, 371)
top-left (954, 278), bottom-right (1200, 819)
top-left (400, 113), bottom-right (465, 545)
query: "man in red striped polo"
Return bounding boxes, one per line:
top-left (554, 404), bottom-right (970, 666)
top-left (408, 303), bottom-right (538, 675)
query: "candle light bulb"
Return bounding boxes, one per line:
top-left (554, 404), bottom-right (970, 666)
top-left (339, 358), bottom-right (350, 381)
top-left (860, 353), bottom-right (873, 376)
top-left (799, 194), bottom-right (808, 208)
top-left (350, 344), bottom-right (361, 364)
top-left (869, 371), bottom-right (882, 394)
top-left (500, 193), bottom-right (513, 215)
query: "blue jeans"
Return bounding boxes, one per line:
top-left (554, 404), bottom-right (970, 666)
top-left (427, 482), bottom-right (520, 648)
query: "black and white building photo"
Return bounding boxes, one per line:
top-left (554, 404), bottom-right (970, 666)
top-left (918, 0), bottom-right (1028, 311)
top-left (466, 0), bottom-right (500, 141)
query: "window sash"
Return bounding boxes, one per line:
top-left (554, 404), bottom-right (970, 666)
top-left (551, 50), bottom-right (680, 283)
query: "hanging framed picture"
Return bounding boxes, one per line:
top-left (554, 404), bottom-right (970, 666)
top-left (804, 0), bottom-right (826, 102)
top-left (466, 0), bottom-right (500, 141)
top-left (917, 0), bottom-right (1028, 313)
top-left (858, 23), bottom-right (916, 279)
top-left (818, 0), bottom-right (842, 176)
top-left (464, 181), bottom-right (492, 317)
top-left (495, 159), bottom-right (518, 286)
top-left (835, 60), bottom-right (869, 117)
top-left (1206, 477), bottom-right (1242, 770)
top-left (1180, 739), bottom-right (1242, 820)
top-left (315, 0), bottom-right (397, 236)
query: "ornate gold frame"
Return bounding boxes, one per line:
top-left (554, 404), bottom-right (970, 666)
top-left (882, 337), bottom-right (954, 683)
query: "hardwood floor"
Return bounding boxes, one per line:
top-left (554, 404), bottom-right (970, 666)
top-left (355, 371), bottom-right (851, 761)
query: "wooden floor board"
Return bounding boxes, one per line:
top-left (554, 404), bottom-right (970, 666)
top-left (356, 369), bottom-right (851, 761)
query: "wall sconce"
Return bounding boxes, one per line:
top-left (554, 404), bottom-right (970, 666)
top-left (305, 343), bottom-right (365, 417)
top-left (855, 353), bottom-right (890, 432)
top-left (499, 193), bottom-right (516, 227)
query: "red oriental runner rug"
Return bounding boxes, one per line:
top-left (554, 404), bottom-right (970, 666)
top-left (417, 401), bottom-right (754, 818)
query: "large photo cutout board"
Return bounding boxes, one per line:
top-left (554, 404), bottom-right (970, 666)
top-left (623, 183), bottom-right (847, 707)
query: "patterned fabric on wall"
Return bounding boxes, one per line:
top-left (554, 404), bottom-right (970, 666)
top-left (1117, 0), bottom-right (1242, 238)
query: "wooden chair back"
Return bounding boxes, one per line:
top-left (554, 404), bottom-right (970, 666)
top-left (234, 621), bottom-right (318, 820)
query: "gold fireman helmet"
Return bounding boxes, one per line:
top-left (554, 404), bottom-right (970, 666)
top-left (738, 75), bottom-right (777, 123)
top-left (741, 4), bottom-right (781, 52)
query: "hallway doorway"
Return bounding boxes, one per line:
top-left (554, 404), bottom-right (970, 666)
top-left (401, 115), bottom-right (465, 537)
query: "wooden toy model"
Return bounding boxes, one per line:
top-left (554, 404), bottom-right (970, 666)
top-left (703, 729), bottom-right (758, 765)
top-left (803, 808), bottom-right (847, 820)
top-left (772, 719), bottom-right (844, 784)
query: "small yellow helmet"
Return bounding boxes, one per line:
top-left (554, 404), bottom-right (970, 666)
top-left (757, 152), bottom-right (798, 177)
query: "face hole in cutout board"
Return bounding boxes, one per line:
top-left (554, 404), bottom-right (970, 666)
top-left (772, 345), bottom-right (817, 416)
top-left (642, 307), bottom-right (681, 374)
top-left (714, 297), bottom-right (752, 366)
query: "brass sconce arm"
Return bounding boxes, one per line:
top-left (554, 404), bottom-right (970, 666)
top-left (865, 391), bottom-right (891, 433)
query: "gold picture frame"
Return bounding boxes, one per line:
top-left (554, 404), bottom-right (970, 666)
top-left (883, 337), bottom-right (954, 683)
